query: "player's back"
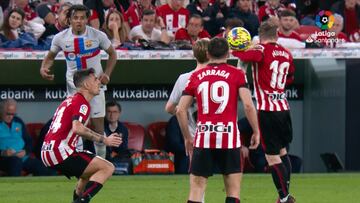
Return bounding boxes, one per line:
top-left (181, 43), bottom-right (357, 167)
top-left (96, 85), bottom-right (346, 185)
top-left (253, 43), bottom-right (294, 111)
top-left (185, 63), bottom-right (248, 149)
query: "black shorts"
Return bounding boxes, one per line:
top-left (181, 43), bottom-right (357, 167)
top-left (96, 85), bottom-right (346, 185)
top-left (259, 110), bottom-right (293, 155)
top-left (52, 151), bottom-right (95, 179)
top-left (190, 148), bottom-right (241, 177)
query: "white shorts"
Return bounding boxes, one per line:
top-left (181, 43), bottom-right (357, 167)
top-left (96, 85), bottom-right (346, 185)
top-left (89, 90), bottom-right (106, 118)
top-left (67, 84), bottom-right (106, 118)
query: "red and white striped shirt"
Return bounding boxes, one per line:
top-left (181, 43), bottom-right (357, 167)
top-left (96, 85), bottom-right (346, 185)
top-left (41, 93), bottom-right (90, 167)
top-left (232, 43), bottom-right (295, 111)
top-left (183, 63), bottom-right (248, 149)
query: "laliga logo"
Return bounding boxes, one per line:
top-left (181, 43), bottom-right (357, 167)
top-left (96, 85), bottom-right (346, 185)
top-left (315, 10), bottom-right (334, 30)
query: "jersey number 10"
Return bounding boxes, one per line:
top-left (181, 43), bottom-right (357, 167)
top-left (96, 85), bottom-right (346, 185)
top-left (270, 60), bottom-right (290, 89)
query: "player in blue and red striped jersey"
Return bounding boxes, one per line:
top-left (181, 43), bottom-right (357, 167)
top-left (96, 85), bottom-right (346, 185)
top-left (177, 37), bottom-right (260, 203)
top-left (41, 68), bottom-right (122, 203)
top-left (232, 20), bottom-right (296, 203)
top-left (40, 4), bottom-right (117, 159)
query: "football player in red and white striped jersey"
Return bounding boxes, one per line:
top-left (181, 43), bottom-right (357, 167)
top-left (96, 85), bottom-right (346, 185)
top-left (177, 38), bottom-right (259, 203)
top-left (232, 20), bottom-right (296, 203)
top-left (41, 69), bottom-right (122, 203)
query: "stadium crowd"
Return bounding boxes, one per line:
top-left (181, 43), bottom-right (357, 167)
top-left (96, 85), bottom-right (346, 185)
top-left (0, 0), bottom-right (359, 50)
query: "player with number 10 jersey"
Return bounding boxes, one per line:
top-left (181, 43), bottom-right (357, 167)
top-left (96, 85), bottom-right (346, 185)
top-left (232, 43), bottom-right (295, 112)
top-left (183, 63), bottom-right (248, 149)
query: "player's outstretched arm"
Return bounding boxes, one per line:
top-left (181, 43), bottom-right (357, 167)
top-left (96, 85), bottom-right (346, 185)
top-left (99, 46), bottom-right (117, 85)
top-left (239, 87), bottom-right (260, 149)
top-left (176, 95), bottom-right (194, 157)
top-left (72, 120), bottom-right (122, 147)
top-left (40, 51), bottom-right (57, 81)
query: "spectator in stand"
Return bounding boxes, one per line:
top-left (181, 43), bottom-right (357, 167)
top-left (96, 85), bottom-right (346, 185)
top-left (295, 0), bottom-right (318, 26)
top-left (129, 9), bottom-right (170, 43)
top-left (156, 0), bottom-right (190, 38)
top-left (104, 101), bottom-right (129, 163)
top-left (85, 0), bottom-right (128, 30)
top-left (187, 0), bottom-right (223, 37)
top-left (126, 0), bottom-right (156, 29)
top-left (35, 0), bottom-right (60, 26)
top-left (331, 0), bottom-right (360, 41)
top-left (103, 9), bottom-right (130, 48)
top-left (0, 8), bottom-right (39, 48)
top-left (39, 2), bottom-right (71, 40)
top-left (0, 5), bottom-right (4, 28)
top-left (258, 0), bottom-right (286, 22)
top-left (0, 99), bottom-right (55, 176)
top-left (213, 0), bottom-right (231, 29)
top-left (174, 14), bottom-right (211, 45)
top-left (278, 9), bottom-right (302, 41)
top-left (216, 17), bottom-right (243, 38)
top-left (10, 0), bottom-right (38, 21)
top-left (229, 0), bottom-right (259, 37)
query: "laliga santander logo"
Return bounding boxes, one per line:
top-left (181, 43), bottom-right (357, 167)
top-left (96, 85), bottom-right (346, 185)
top-left (315, 10), bottom-right (334, 30)
top-left (306, 10), bottom-right (345, 45)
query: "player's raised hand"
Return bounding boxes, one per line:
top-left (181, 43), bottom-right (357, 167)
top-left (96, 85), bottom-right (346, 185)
top-left (104, 133), bottom-right (122, 147)
top-left (40, 67), bottom-right (54, 80)
top-left (249, 132), bottom-right (260, 149)
top-left (99, 73), bottom-right (110, 85)
top-left (184, 137), bottom-right (194, 158)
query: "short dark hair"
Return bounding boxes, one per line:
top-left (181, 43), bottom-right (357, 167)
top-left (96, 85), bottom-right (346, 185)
top-left (225, 18), bottom-right (244, 29)
top-left (208, 37), bottom-right (229, 59)
top-left (106, 100), bottom-right (122, 112)
top-left (279, 9), bottom-right (296, 18)
top-left (142, 9), bottom-right (155, 19)
top-left (189, 14), bottom-right (204, 26)
top-left (67, 4), bottom-right (90, 19)
top-left (73, 68), bottom-right (95, 88)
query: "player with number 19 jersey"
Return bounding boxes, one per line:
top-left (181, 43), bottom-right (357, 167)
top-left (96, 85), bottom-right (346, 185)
top-left (232, 43), bottom-right (295, 111)
top-left (183, 63), bottom-right (248, 149)
top-left (41, 93), bottom-right (90, 167)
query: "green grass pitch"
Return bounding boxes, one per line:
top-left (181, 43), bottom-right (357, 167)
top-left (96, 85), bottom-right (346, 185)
top-left (0, 173), bottom-right (359, 203)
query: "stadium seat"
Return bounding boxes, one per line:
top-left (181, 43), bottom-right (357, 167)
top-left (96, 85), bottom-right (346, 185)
top-left (26, 123), bottom-right (45, 148)
top-left (123, 122), bottom-right (146, 151)
top-left (147, 121), bottom-right (168, 150)
top-left (295, 25), bottom-right (321, 41)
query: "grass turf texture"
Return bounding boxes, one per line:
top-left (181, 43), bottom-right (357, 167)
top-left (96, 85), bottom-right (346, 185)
top-left (0, 173), bottom-right (359, 203)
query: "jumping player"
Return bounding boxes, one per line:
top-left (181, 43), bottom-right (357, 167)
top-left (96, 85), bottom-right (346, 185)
top-left (232, 20), bottom-right (296, 203)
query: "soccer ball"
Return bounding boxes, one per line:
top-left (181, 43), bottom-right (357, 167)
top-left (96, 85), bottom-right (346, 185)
top-left (227, 27), bottom-right (252, 51)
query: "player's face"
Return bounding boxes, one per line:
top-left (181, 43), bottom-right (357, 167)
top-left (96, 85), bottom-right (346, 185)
top-left (86, 74), bottom-right (101, 96)
top-left (70, 11), bottom-right (88, 33)
top-left (106, 106), bottom-right (121, 123)
top-left (2, 105), bottom-right (16, 124)
top-left (141, 14), bottom-right (156, 33)
top-left (187, 18), bottom-right (202, 37)
top-left (8, 12), bottom-right (23, 29)
top-left (280, 16), bottom-right (295, 32)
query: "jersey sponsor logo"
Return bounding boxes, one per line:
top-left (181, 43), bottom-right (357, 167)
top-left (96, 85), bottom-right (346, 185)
top-left (198, 123), bottom-right (233, 133)
top-left (79, 104), bottom-right (88, 115)
top-left (266, 91), bottom-right (286, 100)
top-left (67, 53), bottom-right (76, 60)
